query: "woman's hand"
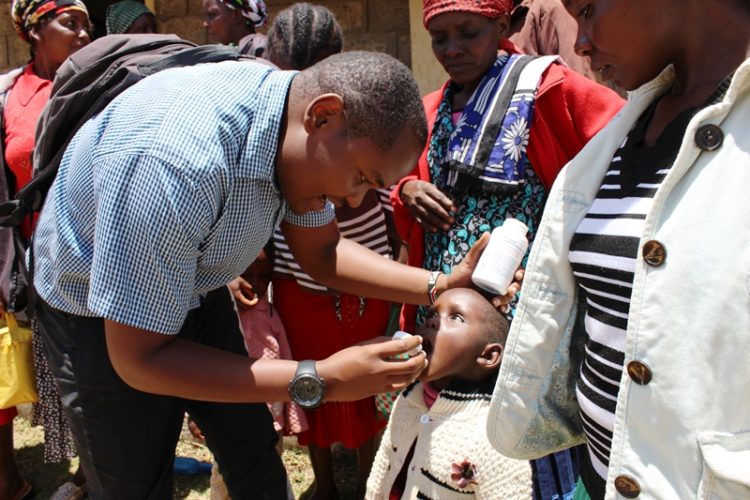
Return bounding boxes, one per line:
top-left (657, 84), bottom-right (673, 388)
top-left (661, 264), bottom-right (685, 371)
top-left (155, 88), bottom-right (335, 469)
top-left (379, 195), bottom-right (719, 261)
top-left (227, 276), bottom-right (259, 309)
top-left (317, 335), bottom-right (427, 401)
top-left (401, 179), bottom-right (456, 232)
top-left (495, 268), bottom-right (525, 312)
top-left (443, 233), bottom-right (525, 310)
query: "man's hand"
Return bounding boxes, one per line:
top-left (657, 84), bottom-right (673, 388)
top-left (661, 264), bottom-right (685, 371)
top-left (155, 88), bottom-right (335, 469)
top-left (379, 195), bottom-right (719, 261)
top-left (317, 335), bottom-right (427, 401)
top-left (400, 179), bottom-right (456, 233)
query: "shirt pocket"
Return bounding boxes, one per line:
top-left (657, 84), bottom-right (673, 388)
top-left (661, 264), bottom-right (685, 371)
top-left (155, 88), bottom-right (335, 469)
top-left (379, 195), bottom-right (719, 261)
top-left (697, 430), bottom-right (750, 499)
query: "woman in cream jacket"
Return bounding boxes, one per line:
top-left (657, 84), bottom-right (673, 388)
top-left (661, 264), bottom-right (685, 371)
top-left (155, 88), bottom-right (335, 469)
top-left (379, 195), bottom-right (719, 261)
top-left (489, 1), bottom-right (750, 498)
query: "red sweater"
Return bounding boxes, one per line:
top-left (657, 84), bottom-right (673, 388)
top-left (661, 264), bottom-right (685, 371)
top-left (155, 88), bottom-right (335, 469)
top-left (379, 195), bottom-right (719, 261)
top-left (391, 52), bottom-right (624, 332)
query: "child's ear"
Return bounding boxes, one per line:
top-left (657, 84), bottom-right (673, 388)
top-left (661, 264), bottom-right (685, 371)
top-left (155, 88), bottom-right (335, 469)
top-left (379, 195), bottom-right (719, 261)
top-left (302, 93), bottom-right (345, 134)
top-left (476, 343), bottom-right (503, 371)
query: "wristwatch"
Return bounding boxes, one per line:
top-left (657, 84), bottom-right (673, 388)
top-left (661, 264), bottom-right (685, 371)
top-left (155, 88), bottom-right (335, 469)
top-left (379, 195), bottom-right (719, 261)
top-left (288, 360), bottom-right (326, 410)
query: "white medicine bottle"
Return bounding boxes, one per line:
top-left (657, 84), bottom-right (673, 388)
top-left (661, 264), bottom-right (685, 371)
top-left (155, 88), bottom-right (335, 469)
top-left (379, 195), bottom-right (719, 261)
top-left (471, 219), bottom-right (529, 295)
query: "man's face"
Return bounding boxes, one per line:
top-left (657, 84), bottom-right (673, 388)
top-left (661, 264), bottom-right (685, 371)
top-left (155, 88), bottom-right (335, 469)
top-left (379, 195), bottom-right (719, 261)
top-left (279, 123), bottom-right (424, 216)
top-left (416, 288), bottom-right (498, 387)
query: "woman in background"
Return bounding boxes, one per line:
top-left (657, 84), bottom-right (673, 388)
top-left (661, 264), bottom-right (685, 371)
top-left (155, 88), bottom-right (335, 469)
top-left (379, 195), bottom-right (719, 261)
top-left (391, 1), bottom-right (623, 498)
top-left (105, 0), bottom-right (157, 35)
top-left (202, 0), bottom-right (268, 57)
top-left (0, 1), bottom-right (91, 499)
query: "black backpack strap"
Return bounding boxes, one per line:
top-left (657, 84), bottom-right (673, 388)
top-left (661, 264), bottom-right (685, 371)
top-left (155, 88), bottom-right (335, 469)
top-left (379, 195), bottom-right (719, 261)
top-left (140, 44), bottom-right (243, 75)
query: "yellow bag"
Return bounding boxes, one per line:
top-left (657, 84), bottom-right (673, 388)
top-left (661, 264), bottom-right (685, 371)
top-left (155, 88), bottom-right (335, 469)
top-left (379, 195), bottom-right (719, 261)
top-left (0, 313), bottom-right (38, 408)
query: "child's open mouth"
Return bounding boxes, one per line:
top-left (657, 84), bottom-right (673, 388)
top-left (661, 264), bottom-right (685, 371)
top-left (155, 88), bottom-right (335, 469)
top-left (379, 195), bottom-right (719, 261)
top-left (421, 338), bottom-right (433, 356)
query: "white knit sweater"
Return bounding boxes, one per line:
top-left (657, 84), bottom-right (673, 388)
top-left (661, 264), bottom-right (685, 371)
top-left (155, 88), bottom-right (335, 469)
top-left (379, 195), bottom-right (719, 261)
top-left (366, 380), bottom-right (532, 499)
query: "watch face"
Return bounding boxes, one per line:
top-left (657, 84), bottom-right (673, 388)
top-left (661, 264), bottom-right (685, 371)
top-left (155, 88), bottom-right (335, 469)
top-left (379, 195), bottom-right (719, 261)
top-left (291, 375), bottom-right (323, 408)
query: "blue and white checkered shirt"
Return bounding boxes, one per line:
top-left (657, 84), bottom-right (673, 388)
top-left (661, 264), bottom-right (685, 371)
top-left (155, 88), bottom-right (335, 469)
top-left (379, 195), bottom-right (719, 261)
top-left (33, 60), bottom-right (334, 334)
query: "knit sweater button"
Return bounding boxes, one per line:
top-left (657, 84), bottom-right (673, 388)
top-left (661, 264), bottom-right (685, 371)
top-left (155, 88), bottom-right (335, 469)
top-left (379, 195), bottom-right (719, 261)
top-left (420, 414), bottom-right (430, 424)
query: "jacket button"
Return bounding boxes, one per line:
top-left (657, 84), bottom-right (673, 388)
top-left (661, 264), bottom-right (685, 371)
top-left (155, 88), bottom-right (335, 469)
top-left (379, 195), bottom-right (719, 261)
top-left (642, 240), bottom-right (666, 267)
top-left (627, 361), bottom-right (652, 385)
top-left (614, 475), bottom-right (641, 498)
top-left (695, 124), bottom-right (724, 151)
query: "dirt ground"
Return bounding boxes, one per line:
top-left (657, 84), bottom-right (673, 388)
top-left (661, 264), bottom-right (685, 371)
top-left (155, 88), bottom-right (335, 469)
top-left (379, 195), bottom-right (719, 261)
top-left (12, 405), bottom-right (360, 499)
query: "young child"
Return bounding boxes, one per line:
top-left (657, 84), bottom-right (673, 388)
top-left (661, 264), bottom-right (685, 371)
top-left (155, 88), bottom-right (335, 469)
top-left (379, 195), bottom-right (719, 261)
top-left (366, 288), bottom-right (532, 499)
top-left (234, 243), bottom-right (307, 438)
top-left (209, 243), bottom-right (307, 500)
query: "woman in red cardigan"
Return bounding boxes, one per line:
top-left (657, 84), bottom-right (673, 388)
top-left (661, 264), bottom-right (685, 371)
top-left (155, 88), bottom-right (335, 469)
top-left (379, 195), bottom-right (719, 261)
top-left (389, 1), bottom-right (623, 498)
top-left (392, 0), bottom-right (623, 333)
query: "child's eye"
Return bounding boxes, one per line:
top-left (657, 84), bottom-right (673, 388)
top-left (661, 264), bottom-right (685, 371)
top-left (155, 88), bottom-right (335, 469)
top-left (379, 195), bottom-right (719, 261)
top-left (450, 313), bottom-right (465, 322)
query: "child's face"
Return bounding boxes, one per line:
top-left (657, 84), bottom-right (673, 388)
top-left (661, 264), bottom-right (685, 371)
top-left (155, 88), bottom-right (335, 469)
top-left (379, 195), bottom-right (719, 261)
top-left (416, 288), bottom-right (503, 388)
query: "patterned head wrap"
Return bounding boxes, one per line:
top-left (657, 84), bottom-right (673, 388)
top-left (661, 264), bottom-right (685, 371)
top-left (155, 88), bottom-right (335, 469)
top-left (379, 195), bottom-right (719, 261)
top-left (422, 0), bottom-right (512, 27)
top-left (12, 0), bottom-right (89, 42)
top-left (106, 0), bottom-right (154, 35)
top-left (219, 0), bottom-right (267, 27)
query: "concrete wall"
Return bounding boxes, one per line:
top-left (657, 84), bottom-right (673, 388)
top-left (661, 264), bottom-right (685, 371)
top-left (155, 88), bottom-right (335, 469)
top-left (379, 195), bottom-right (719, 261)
top-left (408, 0), bottom-right (446, 96)
top-left (0, 0), bottom-right (412, 72)
top-left (0, 0), bottom-right (456, 96)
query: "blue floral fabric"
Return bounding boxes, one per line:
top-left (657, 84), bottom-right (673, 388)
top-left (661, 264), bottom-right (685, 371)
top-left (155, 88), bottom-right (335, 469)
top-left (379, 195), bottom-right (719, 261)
top-left (417, 56), bottom-right (547, 326)
top-left (445, 54), bottom-right (537, 195)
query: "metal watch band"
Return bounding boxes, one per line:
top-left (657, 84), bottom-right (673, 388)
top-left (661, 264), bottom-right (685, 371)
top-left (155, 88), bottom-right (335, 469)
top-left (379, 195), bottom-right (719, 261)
top-left (427, 270), bottom-right (442, 304)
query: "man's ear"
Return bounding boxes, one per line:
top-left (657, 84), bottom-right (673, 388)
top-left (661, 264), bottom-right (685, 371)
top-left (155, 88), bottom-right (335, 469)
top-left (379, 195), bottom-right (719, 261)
top-left (477, 343), bottom-right (503, 371)
top-left (302, 93), bottom-right (345, 134)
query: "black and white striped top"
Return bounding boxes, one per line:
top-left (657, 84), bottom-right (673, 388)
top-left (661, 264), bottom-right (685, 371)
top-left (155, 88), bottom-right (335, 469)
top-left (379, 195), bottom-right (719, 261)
top-left (568, 130), bottom-right (667, 484)
top-left (568, 78), bottom-right (730, 495)
top-left (273, 188), bottom-right (396, 293)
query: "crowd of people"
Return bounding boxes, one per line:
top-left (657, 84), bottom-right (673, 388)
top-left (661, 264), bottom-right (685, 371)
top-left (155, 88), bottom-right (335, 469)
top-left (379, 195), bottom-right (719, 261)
top-left (0, 0), bottom-right (747, 499)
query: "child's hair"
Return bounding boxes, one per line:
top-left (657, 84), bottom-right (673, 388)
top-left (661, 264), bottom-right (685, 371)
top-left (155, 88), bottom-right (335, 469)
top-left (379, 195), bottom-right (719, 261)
top-left (483, 304), bottom-right (508, 346)
top-left (267, 2), bottom-right (343, 70)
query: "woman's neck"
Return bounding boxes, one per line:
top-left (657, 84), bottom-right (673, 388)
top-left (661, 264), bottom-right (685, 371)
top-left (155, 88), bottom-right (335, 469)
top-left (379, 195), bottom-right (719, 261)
top-left (645, 4), bottom-right (750, 146)
top-left (31, 57), bottom-right (57, 82)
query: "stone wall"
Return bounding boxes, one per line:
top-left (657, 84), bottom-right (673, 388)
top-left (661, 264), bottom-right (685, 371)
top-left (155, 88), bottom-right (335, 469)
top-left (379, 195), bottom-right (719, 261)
top-left (0, 0), bottom-right (411, 73)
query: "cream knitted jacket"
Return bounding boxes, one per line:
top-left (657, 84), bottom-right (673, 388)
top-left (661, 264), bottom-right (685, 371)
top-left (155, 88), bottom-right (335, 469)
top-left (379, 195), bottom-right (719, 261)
top-left (366, 380), bottom-right (532, 499)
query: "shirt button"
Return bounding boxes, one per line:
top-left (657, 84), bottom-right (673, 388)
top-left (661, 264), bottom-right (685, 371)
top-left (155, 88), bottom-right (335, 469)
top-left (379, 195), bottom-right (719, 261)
top-left (627, 361), bottom-right (652, 385)
top-left (695, 124), bottom-right (724, 151)
top-left (420, 414), bottom-right (430, 424)
top-left (642, 240), bottom-right (666, 267)
top-left (614, 475), bottom-right (641, 498)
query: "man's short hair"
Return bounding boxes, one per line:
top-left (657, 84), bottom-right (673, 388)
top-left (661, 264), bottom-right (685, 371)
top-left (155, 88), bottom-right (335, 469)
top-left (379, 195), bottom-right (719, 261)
top-left (297, 51), bottom-right (428, 150)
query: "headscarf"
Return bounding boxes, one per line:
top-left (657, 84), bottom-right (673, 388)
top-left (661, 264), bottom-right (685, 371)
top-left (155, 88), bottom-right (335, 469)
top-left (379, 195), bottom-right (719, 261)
top-left (106, 0), bottom-right (153, 35)
top-left (219, 0), bottom-right (267, 27)
top-left (11, 0), bottom-right (88, 42)
top-left (422, 0), bottom-right (512, 27)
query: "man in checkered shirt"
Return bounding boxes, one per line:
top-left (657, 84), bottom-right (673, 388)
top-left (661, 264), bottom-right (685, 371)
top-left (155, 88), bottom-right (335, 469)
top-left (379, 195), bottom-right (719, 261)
top-left (31, 51), bottom-right (498, 498)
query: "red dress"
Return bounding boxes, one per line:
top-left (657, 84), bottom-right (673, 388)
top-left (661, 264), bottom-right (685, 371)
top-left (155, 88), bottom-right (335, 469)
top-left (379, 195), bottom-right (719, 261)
top-left (272, 279), bottom-right (389, 448)
top-left (272, 189), bottom-right (398, 448)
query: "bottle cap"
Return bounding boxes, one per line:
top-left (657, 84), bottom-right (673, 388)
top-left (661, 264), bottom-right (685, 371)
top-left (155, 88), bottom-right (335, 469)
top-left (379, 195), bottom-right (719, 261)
top-left (503, 218), bottom-right (528, 236)
top-left (393, 331), bottom-right (422, 357)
